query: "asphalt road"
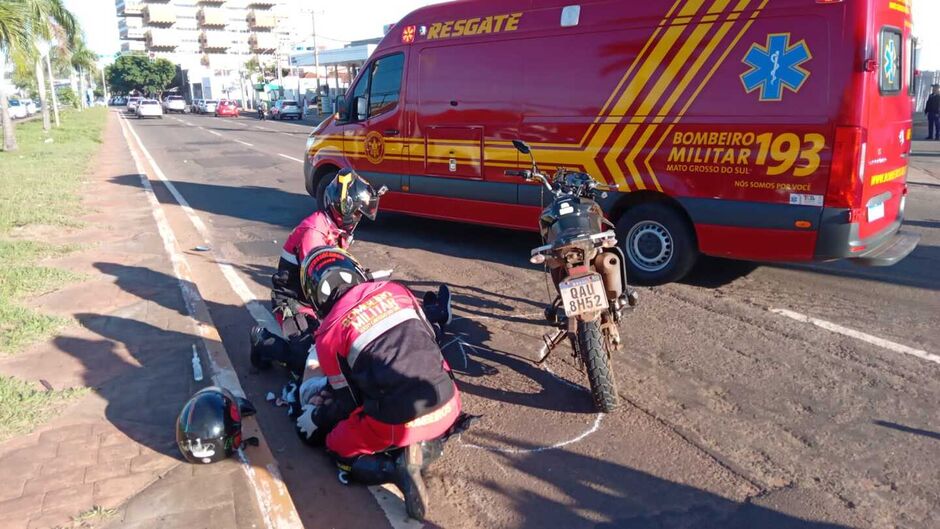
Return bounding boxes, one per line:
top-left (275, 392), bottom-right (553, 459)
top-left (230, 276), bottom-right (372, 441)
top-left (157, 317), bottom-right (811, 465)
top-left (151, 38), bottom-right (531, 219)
top-left (117, 109), bottom-right (940, 529)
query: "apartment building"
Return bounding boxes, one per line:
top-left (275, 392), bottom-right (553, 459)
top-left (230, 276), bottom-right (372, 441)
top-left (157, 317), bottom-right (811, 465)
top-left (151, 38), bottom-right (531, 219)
top-left (114, 0), bottom-right (305, 100)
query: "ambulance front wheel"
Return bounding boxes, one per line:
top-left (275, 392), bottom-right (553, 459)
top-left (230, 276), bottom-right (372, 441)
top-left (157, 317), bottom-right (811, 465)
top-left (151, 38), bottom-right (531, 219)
top-left (314, 170), bottom-right (338, 212)
top-left (616, 203), bottom-right (698, 286)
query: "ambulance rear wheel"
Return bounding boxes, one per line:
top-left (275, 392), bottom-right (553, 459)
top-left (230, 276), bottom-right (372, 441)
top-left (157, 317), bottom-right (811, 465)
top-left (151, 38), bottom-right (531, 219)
top-left (616, 203), bottom-right (698, 285)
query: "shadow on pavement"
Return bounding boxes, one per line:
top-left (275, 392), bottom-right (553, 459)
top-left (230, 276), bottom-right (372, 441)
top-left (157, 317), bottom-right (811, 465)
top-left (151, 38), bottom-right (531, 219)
top-left (680, 256), bottom-right (759, 288)
top-left (873, 420), bottom-right (940, 441)
top-left (106, 175), bottom-right (939, 293)
top-left (767, 243), bottom-right (940, 291)
top-left (74, 261), bottom-right (849, 526)
top-left (109, 176), bottom-right (315, 230)
top-left (466, 434), bottom-right (852, 529)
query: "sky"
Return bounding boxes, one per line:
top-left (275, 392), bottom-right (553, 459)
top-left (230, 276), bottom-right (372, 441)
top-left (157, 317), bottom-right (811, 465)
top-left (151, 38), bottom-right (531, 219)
top-left (71, 0), bottom-right (940, 70)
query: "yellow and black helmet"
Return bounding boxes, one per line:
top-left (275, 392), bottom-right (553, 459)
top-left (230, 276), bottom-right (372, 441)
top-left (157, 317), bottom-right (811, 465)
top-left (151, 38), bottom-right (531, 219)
top-left (323, 169), bottom-right (381, 232)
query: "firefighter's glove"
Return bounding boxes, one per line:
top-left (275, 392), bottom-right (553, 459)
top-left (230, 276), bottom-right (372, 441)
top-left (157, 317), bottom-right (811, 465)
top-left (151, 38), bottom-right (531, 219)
top-left (296, 404), bottom-right (319, 440)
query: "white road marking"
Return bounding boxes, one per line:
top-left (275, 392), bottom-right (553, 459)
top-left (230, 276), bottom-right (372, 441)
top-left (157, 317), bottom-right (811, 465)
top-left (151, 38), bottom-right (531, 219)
top-left (277, 153), bottom-right (304, 164)
top-left (255, 125), bottom-right (272, 131)
top-left (235, 139), bottom-right (254, 147)
top-left (207, 129), bottom-right (223, 137)
top-left (120, 113), bottom-right (414, 527)
top-left (770, 308), bottom-right (939, 365)
top-left (368, 485), bottom-right (425, 529)
top-left (117, 113), bottom-right (302, 529)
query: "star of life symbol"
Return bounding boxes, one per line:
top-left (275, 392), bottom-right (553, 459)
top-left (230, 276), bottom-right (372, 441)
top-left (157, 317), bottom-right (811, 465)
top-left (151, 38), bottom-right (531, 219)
top-left (883, 38), bottom-right (898, 86)
top-left (741, 34), bottom-right (812, 102)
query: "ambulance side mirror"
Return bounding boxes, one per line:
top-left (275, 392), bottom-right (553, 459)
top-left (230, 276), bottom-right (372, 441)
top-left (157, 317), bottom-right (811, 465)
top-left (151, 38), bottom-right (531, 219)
top-left (335, 96), bottom-right (347, 122)
top-left (355, 96), bottom-right (368, 121)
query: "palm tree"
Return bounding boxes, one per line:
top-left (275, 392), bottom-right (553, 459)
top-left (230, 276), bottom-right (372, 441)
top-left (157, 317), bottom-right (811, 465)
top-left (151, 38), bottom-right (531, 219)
top-left (27, 0), bottom-right (77, 127)
top-left (1, 1), bottom-right (30, 151)
top-left (0, 0), bottom-right (78, 150)
top-left (68, 36), bottom-right (95, 110)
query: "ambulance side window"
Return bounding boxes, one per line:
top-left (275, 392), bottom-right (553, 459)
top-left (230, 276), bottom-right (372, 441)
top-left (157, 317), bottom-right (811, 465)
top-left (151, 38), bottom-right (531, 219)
top-left (879, 28), bottom-right (902, 95)
top-left (368, 53), bottom-right (404, 117)
top-left (346, 70), bottom-right (369, 121)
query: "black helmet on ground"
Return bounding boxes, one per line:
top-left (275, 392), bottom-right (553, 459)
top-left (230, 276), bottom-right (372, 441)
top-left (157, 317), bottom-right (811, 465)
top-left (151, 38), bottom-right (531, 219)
top-left (323, 169), bottom-right (385, 232)
top-left (176, 386), bottom-right (256, 464)
top-left (300, 246), bottom-right (368, 317)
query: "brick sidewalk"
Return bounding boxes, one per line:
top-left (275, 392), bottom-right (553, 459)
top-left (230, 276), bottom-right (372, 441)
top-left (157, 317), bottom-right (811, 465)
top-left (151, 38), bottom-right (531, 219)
top-left (0, 111), bottom-right (262, 529)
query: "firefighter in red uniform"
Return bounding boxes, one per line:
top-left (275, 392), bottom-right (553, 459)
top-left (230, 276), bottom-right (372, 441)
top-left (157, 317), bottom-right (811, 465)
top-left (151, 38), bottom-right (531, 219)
top-left (249, 169), bottom-right (381, 373)
top-left (293, 247), bottom-right (461, 521)
top-left (250, 170), bottom-right (453, 374)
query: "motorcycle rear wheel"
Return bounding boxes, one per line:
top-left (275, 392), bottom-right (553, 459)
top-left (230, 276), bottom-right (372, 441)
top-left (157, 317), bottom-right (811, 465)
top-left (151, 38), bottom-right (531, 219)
top-left (576, 320), bottom-right (620, 413)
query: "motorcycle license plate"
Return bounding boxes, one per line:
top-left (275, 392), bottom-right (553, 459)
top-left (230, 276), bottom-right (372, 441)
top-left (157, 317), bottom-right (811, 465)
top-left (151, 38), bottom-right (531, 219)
top-left (559, 274), bottom-right (608, 317)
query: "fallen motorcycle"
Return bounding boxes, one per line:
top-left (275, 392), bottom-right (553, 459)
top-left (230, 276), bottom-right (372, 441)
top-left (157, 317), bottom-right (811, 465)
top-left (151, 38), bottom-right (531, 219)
top-left (506, 140), bottom-right (638, 412)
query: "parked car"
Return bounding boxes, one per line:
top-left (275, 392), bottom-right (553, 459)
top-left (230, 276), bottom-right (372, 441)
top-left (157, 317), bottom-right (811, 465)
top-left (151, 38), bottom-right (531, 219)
top-left (111, 96), bottom-right (126, 106)
top-left (215, 100), bottom-right (239, 117)
top-left (7, 99), bottom-right (28, 119)
top-left (199, 99), bottom-right (218, 114)
top-left (270, 99), bottom-right (302, 120)
top-left (163, 95), bottom-right (186, 113)
top-left (136, 99), bottom-right (163, 119)
top-left (126, 96), bottom-right (141, 113)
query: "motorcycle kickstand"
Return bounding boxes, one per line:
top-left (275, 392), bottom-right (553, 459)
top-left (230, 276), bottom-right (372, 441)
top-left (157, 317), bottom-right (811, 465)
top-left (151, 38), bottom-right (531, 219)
top-left (535, 328), bottom-right (568, 365)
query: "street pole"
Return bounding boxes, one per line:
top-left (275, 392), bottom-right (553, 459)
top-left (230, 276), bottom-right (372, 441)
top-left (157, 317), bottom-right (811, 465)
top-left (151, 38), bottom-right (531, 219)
top-left (312, 10), bottom-right (320, 94)
top-left (45, 52), bottom-right (60, 127)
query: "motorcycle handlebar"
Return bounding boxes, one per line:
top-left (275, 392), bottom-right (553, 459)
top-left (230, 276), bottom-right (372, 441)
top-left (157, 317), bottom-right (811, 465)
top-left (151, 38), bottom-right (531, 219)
top-left (504, 169), bottom-right (530, 178)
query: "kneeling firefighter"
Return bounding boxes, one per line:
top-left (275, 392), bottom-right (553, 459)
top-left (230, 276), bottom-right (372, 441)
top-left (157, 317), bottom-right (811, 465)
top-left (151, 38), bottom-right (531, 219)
top-left (251, 169), bottom-right (453, 375)
top-left (293, 247), bottom-right (470, 521)
top-left (250, 169), bottom-right (382, 373)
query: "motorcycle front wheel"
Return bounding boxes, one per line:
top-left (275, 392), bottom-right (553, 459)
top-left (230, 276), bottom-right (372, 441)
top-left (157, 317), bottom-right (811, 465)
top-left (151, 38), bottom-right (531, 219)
top-left (576, 319), bottom-right (620, 413)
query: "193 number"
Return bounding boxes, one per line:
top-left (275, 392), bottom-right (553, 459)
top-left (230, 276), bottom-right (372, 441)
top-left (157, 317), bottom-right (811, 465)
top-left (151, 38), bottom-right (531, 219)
top-left (754, 133), bottom-right (825, 177)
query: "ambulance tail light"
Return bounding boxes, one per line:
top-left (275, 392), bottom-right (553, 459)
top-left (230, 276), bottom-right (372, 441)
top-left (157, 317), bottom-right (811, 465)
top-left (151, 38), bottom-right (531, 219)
top-left (825, 127), bottom-right (866, 210)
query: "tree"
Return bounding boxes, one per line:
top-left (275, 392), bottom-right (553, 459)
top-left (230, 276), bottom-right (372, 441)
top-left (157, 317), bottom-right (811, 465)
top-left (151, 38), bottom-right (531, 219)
top-left (25, 0), bottom-right (78, 129)
top-left (106, 55), bottom-right (175, 97)
top-left (68, 37), bottom-right (96, 109)
top-left (1, 0), bottom-right (30, 150)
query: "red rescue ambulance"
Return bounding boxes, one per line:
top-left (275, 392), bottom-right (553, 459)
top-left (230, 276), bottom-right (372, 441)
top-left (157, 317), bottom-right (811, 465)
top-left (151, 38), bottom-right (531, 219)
top-left (304, 0), bottom-right (920, 284)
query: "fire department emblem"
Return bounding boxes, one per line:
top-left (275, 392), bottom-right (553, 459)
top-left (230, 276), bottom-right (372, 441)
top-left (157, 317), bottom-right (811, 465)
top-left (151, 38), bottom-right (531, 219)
top-left (364, 131), bottom-right (385, 164)
top-left (741, 33), bottom-right (812, 102)
top-left (401, 25), bottom-right (417, 44)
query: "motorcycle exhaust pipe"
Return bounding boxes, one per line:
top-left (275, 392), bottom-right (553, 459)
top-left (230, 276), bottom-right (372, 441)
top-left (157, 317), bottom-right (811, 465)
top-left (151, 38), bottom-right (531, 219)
top-left (594, 251), bottom-right (623, 300)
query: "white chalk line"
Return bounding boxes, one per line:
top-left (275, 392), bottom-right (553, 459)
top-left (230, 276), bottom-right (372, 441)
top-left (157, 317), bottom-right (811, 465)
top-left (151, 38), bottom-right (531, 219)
top-left (440, 337), bottom-right (605, 454)
top-left (277, 153), bottom-right (304, 164)
top-left (452, 311), bottom-right (545, 324)
top-left (118, 113), bottom-right (301, 529)
top-left (770, 308), bottom-right (939, 365)
top-left (462, 413), bottom-right (604, 455)
top-left (122, 114), bottom-right (415, 527)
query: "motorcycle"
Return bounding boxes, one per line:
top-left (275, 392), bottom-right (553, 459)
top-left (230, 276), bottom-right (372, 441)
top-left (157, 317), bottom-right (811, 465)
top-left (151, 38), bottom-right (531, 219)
top-left (506, 140), bottom-right (638, 412)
